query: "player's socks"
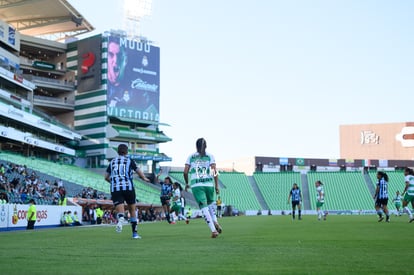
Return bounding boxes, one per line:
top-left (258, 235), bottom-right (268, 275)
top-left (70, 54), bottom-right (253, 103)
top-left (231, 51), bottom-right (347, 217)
top-left (208, 204), bottom-right (218, 224)
top-left (130, 217), bottom-right (138, 233)
top-left (298, 210), bottom-right (302, 219)
top-left (403, 207), bottom-right (413, 219)
top-left (292, 210), bottom-right (295, 219)
top-left (202, 207), bottom-right (216, 232)
top-left (377, 210), bottom-right (383, 218)
top-left (166, 213), bottom-right (171, 223)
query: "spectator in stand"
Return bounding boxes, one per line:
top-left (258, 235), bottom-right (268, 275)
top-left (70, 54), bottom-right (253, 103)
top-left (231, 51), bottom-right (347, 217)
top-left (83, 204), bottom-right (90, 222)
top-left (57, 179), bottom-right (64, 188)
top-left (0, 192), bottom-right (8, 204)
top-left (90, 206), bottom-right (96, 225)
top-left (96, 206), bottom-right (103, 224)
top-left (58, 187), bottom-right (66, 206)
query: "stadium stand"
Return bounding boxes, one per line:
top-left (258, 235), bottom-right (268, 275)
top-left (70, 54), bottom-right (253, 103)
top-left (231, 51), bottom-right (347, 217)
top-left (0, 151), bottom-right (161, 205)
top-left (218, 172), bottom-right (261, 211)
top-left (307, 172), bottom-right (374, 211)
top-left (253, 172), bottom-right (302, 210)
top-left (168, 171), bottom-right (186, 185)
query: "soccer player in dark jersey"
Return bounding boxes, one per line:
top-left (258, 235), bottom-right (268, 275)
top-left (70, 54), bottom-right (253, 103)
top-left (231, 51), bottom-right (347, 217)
top-left (156, 169), bottom-right (173, 223)
top-left (374, 171), bottom-right (390, 223)
top-left (105, 144), bottom-right (150, 239)
top-left (287, 183), bottom-right (302, 220)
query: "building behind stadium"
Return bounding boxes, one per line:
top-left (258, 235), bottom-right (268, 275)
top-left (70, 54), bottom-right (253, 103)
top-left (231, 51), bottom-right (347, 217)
top-left (0, 0), bottom-right (171, 173)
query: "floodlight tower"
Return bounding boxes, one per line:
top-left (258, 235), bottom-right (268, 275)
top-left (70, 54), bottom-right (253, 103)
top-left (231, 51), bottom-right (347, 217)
top-left (122, 0), bottom-right (153, 39)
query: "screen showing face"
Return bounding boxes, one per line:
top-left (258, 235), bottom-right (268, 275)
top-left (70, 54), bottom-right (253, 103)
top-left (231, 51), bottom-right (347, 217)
top-left (107, 35), bottom-right (160, 122)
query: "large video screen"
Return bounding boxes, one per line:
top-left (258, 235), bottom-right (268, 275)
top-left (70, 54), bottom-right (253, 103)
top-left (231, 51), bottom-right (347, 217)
top-left (106, 35), bottom-right (160, 122)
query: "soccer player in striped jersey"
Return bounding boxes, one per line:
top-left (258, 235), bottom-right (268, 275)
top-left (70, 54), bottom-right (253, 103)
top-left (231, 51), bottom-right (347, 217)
top-left (184, 138), bottom-right (222, 238)
top-left (315, 181), bottom-right (326, 221)
top-left (156, 170), bottom-right (173, 223)
top-left (374, 171), bottom-right (390, 223)
top-left (105, 144), bottom-right (150, 239)
top-left (401, 168), bottom-right (414, 223)
top-left (287, 183), bottom-right (302, 220)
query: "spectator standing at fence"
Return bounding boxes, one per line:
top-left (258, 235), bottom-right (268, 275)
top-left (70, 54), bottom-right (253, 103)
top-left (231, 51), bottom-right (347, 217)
top-left (26, 199), bottom-right (36, 230)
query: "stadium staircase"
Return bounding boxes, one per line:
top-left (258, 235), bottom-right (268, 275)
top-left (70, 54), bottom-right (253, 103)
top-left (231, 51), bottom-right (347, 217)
top-left (363, 172), bottom-right (376, 196)
top-left (253, 172), bottom-right (302, 210)
top-left (300, 173), bottom-right (311, 210)
top-left (247, 176), bottom-right (269, 210)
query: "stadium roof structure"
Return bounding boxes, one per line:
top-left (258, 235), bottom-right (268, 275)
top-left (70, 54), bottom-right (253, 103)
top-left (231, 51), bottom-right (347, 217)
top-left (0, 0), bottom-right (94, 40)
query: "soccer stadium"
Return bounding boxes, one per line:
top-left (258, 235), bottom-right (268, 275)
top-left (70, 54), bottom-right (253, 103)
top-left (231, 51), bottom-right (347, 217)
top-left (1, 1), bottom-right (414, 274)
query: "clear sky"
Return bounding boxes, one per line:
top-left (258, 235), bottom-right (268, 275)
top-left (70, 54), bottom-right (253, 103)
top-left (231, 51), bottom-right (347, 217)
top-left (70, 0), bottom-right (414, 167)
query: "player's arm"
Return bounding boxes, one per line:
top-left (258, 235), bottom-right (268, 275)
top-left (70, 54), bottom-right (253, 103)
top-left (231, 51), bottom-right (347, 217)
top-left (104, 165), bottom-right (111, 183)
top-left (374, 185), bottom-right (379, 199)
top-left (402, 181), bottom-right (409, 196)
top-left (287, 192), bottom-right (291, 204)
top-left (211, 163), bottom-right (219, 194)
top-left (155, 168), bottom-right (162, 184)
top-left (184, 164), bottom-right (190, 191)
top-left (104, 173), bottom-right (111, 183)
top-left (136, 168), bottom-right (150, 182)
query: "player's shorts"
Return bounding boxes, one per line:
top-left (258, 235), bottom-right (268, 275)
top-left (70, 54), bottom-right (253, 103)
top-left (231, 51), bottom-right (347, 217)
top-left (217, 206), bottom-right (222, 211)
top-left (192, 186), bottom-right (215, 208)
top-left (394, 202), bottom-right (402, 208)
top-left (111, 189), bottom-right (136, 206)
top-left (292, 201), bottom-right (300, 208)
top-left (316, 201), bottom-right (324, 208)
top-left (375, 198), bottom-right (388, 208)
top-left (404, 193), bottom-right (414, 203)
top-left (160, 195), bottom-right (171, 206)
top-left (171, 204), bottom-right (180, 213)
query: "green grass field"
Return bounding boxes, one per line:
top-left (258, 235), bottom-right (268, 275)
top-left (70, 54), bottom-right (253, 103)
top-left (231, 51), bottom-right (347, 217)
top-left (1, 215), bottom-right (413, 274)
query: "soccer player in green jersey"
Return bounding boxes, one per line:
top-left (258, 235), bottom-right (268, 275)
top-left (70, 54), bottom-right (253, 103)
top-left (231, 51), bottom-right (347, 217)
top-left (184, 138), bottom-right (222, 238)
top-left (393, 191), bottom-right (402, 216)
top-left (401, 168), bottom-right (414, 223)
top-left (315, 181), bottom-right (326, 221)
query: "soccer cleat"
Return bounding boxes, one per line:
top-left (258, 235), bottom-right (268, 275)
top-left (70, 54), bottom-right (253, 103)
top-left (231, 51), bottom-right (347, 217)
top-left (132, 232), bottom-right (142, 239)
top-left (116, 217), bottom-right (125, 233)
top-left (214, 222), bottom-right (222, 234)
top-left (211, 231), bottom-right (219, 238)
top-left (171, 221), bottom-right (176, 224)
top-left (378, 217), bottom-right (384, 222)
top-left (409, 218), bottom-right (414, 223)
